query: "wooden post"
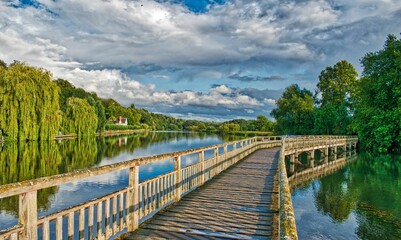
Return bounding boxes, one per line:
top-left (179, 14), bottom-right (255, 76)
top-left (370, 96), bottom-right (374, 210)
top-left (224, 144), bottom-right (228, 170)
top-left (310, 150), bottom-right (315, 168)
top-left (290, 154), bottom-right (295, 174)
top-left (127, 165), bottom-right (139, 231)
top-left (174, 156), bottom-right (182, 201)
top-left (199, 151), bottom-right (205, 184)
top-left (213, 147), bottom-right (218, 175)
top-left (334, 146), bottom-right (338, 161)
top-left (19, 191), bottom-right (37, 240)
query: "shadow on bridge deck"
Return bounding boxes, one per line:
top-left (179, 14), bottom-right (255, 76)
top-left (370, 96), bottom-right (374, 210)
top-left (121, 148), bottom-right (280, 240)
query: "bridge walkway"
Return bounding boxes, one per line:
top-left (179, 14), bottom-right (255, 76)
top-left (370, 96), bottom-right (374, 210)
top-left (123, 148), bottom-right (280, 240)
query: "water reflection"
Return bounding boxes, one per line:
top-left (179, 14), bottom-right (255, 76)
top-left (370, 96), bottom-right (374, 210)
top-left (0, 132), bottom-right (227, 230)
top-left (291, 152), bottom-right (401, 239)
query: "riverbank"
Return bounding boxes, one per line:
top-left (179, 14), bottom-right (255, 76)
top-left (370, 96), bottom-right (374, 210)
top-left (54, 129), bottom-right (147, 140)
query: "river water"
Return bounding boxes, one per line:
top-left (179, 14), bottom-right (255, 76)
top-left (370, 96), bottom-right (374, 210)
top-left (291, 153), bottom-right (401, 239)
top-left (1, 133), bottom-right (400, 239)
top-left (0, 132), bottom-right (233, 231)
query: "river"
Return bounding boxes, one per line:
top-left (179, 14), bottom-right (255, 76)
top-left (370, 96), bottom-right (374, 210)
top-left (0, 132), bottom-right (237, 231)
top-left (291, 153), bottom-right (401, 239)
top-left (1, 133), bottom-right (400, 239)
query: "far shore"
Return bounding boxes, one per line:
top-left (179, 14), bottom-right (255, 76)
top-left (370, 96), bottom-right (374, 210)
top-left (0, 129), bottom-right (147, 143)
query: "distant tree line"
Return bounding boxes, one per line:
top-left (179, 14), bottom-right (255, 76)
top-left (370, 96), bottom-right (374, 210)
top-left (271, 34), bottom-right (401, 153)
top-left (0, 61), bottom-right (275, 141)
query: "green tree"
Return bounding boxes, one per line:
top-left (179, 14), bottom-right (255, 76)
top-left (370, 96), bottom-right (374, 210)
top-left (271, 84), bottom-right (314, 134)
top-left (86, 96), bottom-right (106, 132)
top-left (254, 115), bottom-right (273, 132)
top-left (354, 34), bottom-right (401, 152)
top-left (0, 62), bottom-right (61, 141)
top-left (62, 97), bottom-right (98, 137)
top-left (317, 60), bottom-right (358, 108)
top-left (314, 60), bottom-right (358, 135)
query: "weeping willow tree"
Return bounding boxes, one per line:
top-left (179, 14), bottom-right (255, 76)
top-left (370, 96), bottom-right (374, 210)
top-left (62, 97), bottom-right (98, 137)
top-left (0, 62), bottom-right (61, 141)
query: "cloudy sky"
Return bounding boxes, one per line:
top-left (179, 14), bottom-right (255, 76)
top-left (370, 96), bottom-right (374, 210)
top-left (1, 0), bottom-right (400, 121)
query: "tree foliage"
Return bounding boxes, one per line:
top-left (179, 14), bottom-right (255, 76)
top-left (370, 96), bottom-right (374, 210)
top-left (354, 34), bottom-right (401, 152)
top-left (271, 84), bottom-right (314, 135)
top-left (313, 60), bottom-right (358, 135)
top-left (62, 97), bottom-right (98, 137)
top-left (0, 62), bottom-right (61, 141)
top-left (317, 60), bottom-right (358, 108)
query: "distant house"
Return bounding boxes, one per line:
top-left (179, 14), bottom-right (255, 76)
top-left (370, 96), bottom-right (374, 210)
top-left (115, 116), bottom-right (128, 126)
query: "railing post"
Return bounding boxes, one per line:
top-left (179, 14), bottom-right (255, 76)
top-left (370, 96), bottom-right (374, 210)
top-left (19, 191), bottom-right (38, 240)
top-left (128, 165), bottom-right (139, 231)
top-left (174, 156), bottom-right (182, 201)
top-left (224, 144), bottom-right (228, 170)
top-left (213, 147), bottom-right (218, 175)
top-left (199, 151), bottom-right (205, 184)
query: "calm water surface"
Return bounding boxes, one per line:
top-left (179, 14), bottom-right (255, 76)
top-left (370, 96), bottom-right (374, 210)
top-left (292, 153), bottom-right (401, 239)
top-left (0, 132), bottom-right (233, 230)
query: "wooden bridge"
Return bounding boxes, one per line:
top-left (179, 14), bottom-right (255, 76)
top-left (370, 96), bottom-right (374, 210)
top-left (0, 135), bottom-right (357, 240)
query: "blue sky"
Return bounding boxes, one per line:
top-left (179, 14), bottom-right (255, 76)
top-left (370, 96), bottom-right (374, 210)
top-left (1, 0), bottom-right (401, 121)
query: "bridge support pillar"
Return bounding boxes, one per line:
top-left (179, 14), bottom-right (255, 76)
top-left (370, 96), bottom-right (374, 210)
top-left (334, 146), bottom-right (338, 161)
top-left (324, 148), bottom-right (329, 164)
top-left (309, 150), bottom-right (315, 168)
top-left (289, 154), bottom-right (295, 174)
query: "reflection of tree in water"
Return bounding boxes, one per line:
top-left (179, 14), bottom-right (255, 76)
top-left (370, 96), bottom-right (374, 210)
top-left (314, 169), bottom-right (358, 222)
top-left (355, 202), bottom-right (401, 240)
top-left (349, 154), bottom-right (401, 239)
top-left (0, 132), bottom-right (219, 216)
top-left (311, 152), bottom-right (401, 239)
top-left (57, 137), bottom-right (99, 172)
top-left (0, 141), bottom-right (62, 216)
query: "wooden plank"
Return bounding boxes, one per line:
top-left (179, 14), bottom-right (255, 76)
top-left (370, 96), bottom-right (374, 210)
top-left (124, 148), bottom-right (280, 240)
top-left (164, 207), bottom-right (274, 222)
top-left (142, 224), bottom-right (271, 240)
top-left (152, 214), bottom-right (272, 230)
top-left (123, 229), bottom-right (225, 240)
top-left (158, 209), bottom-right (272, 223)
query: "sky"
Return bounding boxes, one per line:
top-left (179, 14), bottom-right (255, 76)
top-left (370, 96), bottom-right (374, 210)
top-left (1, 0), bottom-right (400, 121)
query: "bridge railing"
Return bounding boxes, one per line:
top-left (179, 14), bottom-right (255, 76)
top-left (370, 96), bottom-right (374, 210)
top-left (278, 135), bottom-right (358, 240)
top-left (0, 136), bottom-right (282, 240)
top-left (283, 135), bottom-right (358, 154)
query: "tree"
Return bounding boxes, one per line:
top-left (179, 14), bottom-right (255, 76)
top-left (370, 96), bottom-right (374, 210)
top-left (254, 115), bottom-right (273, 132)
top-left (271, 84), bottom-right (314, 135)
top-left (0, 62), bottom-right (61, 141)
top-left (314, 60), bottom-right (358, 135)
top-left (354, 34), bottom-right (401, 152)
top-left (86, 96), bottom-right (106, 132)
top-left (317, 60), bottom-right (358, 108)
top-left (62, 97), bottom-right (98, 137)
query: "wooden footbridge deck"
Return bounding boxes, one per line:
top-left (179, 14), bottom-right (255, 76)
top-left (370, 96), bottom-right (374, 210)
top-left (0, 135), bottom-right (357, 240)
top-left (124, 148), bottom-right (280, 239)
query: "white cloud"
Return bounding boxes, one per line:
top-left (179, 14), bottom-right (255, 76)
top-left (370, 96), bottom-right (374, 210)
top-left (1, 0), bottom-right (400, 120)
